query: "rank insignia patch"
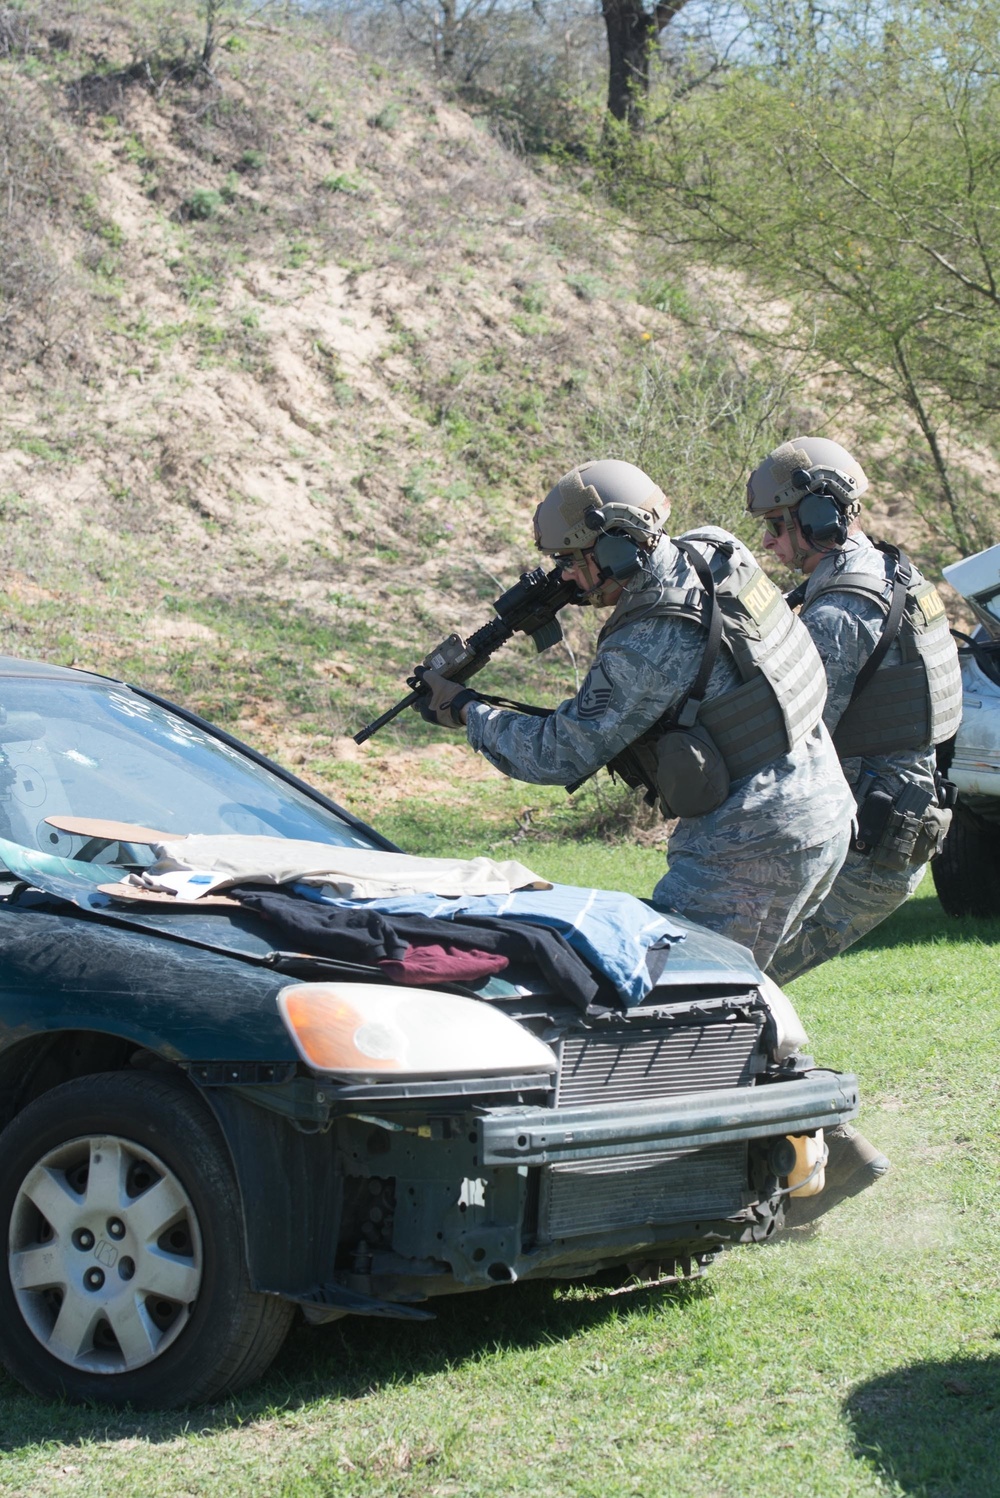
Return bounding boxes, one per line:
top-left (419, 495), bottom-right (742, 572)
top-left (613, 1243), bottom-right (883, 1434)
top-left (578, 662), bottom-right (615, 719)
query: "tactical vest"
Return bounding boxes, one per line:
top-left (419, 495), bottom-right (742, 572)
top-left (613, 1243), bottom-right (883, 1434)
top-left (802, 566), bottom-right (963, 758)
top-left (599, 533), bottom-right (827, 789)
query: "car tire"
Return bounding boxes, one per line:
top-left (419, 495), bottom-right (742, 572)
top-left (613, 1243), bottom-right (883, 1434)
top-left (931, 803), bottom-right (1000, 917)
top-left (0, 1071), bottom-right (294, 1408)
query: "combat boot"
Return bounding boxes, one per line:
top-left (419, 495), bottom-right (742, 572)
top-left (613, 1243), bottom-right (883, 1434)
top-left (781, 1123), bottom-right (890, 1230)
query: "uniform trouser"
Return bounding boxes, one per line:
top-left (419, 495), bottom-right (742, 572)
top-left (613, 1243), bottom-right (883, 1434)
top-left (649, 825), bottom-right (852, 973)
top-left (765, 850), bottom-right (926, 986)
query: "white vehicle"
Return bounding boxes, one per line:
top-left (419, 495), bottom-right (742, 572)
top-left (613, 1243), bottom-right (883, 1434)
top-left (932, 544), bottom-right (1000, 915)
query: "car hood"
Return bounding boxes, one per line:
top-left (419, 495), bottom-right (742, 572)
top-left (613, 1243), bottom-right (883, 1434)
top-left (0, 838), bottom-right (766, 997)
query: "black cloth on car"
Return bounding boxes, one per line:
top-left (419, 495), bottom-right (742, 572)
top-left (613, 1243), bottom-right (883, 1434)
top-left (230, 887), bottom-right (618, 1011)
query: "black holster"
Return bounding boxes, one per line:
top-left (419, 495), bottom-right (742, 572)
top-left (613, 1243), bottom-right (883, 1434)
top-left (853, 775), bottom-right (952, 872)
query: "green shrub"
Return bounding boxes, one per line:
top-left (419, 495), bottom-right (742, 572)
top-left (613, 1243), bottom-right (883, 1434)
top-left (185, 188), bottom-right (223, 221)
top-left (320, 172), bottom-right (360, 193)
top-left (371, 102), bottom-right (403, 131)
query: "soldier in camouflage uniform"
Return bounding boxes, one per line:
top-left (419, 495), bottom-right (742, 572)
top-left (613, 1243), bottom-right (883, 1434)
top-left (748, 438), bottom-right (963, 986)
top-left (413, 459), bottom-right (855, 973)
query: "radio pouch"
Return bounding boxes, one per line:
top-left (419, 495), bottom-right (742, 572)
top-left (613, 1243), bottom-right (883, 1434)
top-left (655, 722), bottom-right (731, 818)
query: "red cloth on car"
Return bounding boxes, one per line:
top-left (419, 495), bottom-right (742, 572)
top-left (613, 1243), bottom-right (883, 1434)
top-left (378, 945), bottom-right (508, 985)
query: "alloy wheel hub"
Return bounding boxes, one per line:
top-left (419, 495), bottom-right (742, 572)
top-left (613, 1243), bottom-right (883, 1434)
top-left (9, 1134), bottom-right (203, 1375)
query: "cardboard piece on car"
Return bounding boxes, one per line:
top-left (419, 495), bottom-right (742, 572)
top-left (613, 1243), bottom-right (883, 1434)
top-left (96, 882), bottom-right (239, 908)
top-left (44, 816), bottom-right (185, 844)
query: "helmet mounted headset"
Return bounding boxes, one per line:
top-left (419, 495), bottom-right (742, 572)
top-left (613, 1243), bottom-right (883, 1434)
top-left (532, 459), bottom-right (670, 599)
top-left (746, 437), bottom-right (868, 566)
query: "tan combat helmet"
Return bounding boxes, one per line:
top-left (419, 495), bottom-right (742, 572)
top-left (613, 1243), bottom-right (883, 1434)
top-left (533, 459), bottom-right (670, 561)
top-left (746, 436), bottom-right (869, 564)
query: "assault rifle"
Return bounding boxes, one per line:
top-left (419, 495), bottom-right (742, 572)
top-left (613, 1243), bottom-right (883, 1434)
top-left (354, 566), bottom-right (583, 745)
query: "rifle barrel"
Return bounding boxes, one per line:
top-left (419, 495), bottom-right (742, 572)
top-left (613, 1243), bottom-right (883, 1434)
top-left (353, 688), bottom-right (420, 745)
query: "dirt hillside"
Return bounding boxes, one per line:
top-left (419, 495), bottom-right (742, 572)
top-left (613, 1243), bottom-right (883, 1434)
top-left (1, 7), bottom-right (669, 784)
top-left (0, 4), bottom-right (978, 829)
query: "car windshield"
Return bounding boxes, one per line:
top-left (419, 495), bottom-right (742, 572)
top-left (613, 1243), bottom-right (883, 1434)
top-left (0, 673), bottom-right (378, 860)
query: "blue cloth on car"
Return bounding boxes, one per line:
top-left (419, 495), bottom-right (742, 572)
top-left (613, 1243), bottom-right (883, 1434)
top-left (292, 882), bottom-right (683, 1006)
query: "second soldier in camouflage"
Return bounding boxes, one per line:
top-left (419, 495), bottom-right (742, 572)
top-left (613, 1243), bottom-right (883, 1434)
top-left (746, 437), bottom-right (963, 984)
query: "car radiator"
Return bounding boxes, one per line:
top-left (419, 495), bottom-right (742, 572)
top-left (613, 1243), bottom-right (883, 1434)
top-left (539, 1017), bottom-right (762, 1240)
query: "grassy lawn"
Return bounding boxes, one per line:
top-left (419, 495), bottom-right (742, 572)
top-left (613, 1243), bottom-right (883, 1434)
top-left (0, 864), bottom-right (997, 1497)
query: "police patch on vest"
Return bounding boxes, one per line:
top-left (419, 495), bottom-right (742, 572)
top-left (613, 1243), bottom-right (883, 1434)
top-left (738, 570), bottom-right (782, 624)
top-left (578, 662), bottom-right (615, 719)
top-left (914, 583), bottom-right (946, 625)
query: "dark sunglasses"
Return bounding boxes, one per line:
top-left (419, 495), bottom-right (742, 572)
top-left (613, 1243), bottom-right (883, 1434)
top-left (763, 516), bottom-right (787, 538)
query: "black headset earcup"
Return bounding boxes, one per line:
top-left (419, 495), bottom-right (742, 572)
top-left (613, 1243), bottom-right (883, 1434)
top-left (593, 531), bottom-right (643, 581)
top-left (798, 492), bottom-right (848, 546)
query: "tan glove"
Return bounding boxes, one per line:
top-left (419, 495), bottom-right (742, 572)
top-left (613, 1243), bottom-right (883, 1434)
top-left (411, 667), bottom-right (479, 728)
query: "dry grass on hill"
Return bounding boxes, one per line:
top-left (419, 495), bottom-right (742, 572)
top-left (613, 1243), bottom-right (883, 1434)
top-left (1, 10), bottom-right (651, 638)
top-left (0, 3), bottom-right (986, 813)
top-left (0, 3), bottom-right (677, 794)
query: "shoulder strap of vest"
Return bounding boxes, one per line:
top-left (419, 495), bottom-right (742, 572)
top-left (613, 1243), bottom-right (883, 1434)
top-left (847, 542), bottom-right (913, 707)
top-left (785, 580), bottom-right (808, 610)
top-left (671, 539), bottom-right (725, 728)
top-left (598, 534), bottom-right (736, 643)
top-left (680, 530), bottom-right (737, 576)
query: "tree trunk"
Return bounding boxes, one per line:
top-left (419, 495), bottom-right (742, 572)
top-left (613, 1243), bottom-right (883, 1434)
top-left (201, 0), bottom-right (223, 70)
top-left (602, 0), bottom-right (690, 129)
top-left (440, 0), bottom-right (457, 73)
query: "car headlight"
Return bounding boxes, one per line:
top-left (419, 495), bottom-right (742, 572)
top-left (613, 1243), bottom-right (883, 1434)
top-left (277, 982), bottom-right (557, 1081)
top-left (755, 972), bottom-right (809, 1060)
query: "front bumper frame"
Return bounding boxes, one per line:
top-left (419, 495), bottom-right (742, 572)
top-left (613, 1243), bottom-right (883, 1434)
top-left (478, 1071), bottom-right (860, 1166)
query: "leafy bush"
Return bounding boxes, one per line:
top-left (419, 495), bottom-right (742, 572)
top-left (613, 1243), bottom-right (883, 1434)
top-left (608, 0), bottom-right (1000, 554)
top-left (370, 101), bottom-right (402, 131)
top-left (185, 187), bottom-right (223, 220)
top-left (590, 338), bottom-right (808, 543)
top-left (319, 171), bottom-right (360, 193)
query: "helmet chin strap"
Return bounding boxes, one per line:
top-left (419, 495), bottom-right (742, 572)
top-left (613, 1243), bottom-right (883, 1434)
top-left (583, 569), bottom-right (624, 605)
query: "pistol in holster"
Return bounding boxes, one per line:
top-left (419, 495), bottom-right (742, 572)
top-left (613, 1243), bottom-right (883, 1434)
top-left (853, 774), bottom-right (952, 871)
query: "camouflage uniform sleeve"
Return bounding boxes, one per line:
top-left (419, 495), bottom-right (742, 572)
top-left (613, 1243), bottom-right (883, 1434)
top-left (803, 591), bottom-right (890, 733)
top-left (465, 615), bottom-right (712, 785)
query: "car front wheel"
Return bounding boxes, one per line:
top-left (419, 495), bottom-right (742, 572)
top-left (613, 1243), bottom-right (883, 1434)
top-left (0, 1072), bottom-right (294, 1408)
